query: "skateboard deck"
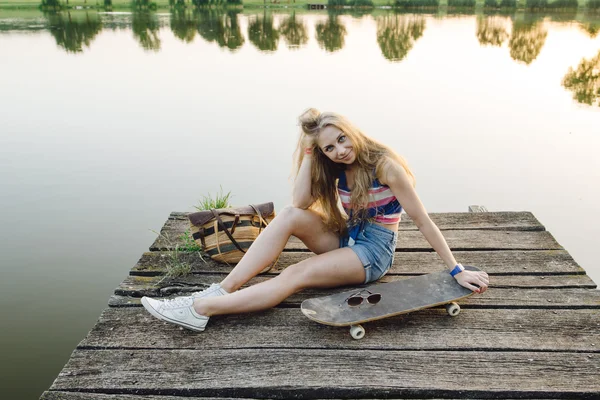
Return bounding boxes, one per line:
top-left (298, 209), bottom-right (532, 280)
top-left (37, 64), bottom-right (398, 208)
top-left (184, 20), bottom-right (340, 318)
top-left (301, 265), bottom-right (482, 339)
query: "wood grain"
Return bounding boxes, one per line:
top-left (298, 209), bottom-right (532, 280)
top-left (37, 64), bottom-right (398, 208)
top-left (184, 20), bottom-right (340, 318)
top-left (78, 307), bottom-right (600, 352)
top-left (50, 349), bottom-right (600, 398)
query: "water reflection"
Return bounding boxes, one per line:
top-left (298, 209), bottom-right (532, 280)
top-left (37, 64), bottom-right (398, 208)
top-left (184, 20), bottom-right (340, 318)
top-left (46, 11), bottom-right (102, 53)
top-left (476, 15), bottom-right (509, 47)
top-left (170, 9), bottom-right (197, 43)
top-left (196, 9), bottom-right (244, 51)
top-left (315, 13), bottom-right (347, 52)
top-left (376, 13), bottom-right (425, 62)
top-left (579, 19), bottom-right (600, 39)
top-left (4, 10), bottom-right (598, 69)
top-left (132, 11), bottom-right (161, 51)
top-left (279, 11), bottom-right (309, 50)
top-left (248, 11), bottom-right (280, 52)
top-left (562, 49), bottom-right (600, 107)
top-left (509, 15), bottom-right (548, 65)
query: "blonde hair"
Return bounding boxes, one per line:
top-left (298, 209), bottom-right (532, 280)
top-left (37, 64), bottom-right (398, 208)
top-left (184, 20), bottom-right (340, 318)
top-left (294, 108), bottom-right (415, 234)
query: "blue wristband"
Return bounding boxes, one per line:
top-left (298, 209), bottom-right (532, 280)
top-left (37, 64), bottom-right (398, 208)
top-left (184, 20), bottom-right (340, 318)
top-left (450, 264), bottom-right (465, 277)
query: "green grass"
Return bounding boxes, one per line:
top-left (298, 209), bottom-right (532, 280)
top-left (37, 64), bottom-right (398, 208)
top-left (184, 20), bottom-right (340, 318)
top-left (150, 229), bottom-right (205, 283)
top-left (141, 187), bottom-right (232, 282)
top-left (193, 186), bottom-right (232, 211)
top-left (180, 230), bottom-right (203, 251)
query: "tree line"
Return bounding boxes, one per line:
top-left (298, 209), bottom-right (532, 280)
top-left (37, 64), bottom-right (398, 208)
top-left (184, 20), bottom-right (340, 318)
top-left (37, 9), bottom-right (599, 106)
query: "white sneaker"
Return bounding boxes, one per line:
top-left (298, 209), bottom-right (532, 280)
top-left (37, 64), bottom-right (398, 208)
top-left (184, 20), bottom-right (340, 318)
top-left (141, 296), bottom-right (209, 332)
top-left (189, 283), bottom-right (230, 299)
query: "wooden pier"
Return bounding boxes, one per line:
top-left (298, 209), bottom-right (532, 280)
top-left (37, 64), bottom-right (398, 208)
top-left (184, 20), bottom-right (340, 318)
top-left (41, 209), bottom-right (600, 399)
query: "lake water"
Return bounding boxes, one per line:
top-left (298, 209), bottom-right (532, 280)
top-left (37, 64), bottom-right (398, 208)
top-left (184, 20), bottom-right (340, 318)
top-left (0, 7), bottom-right (599, 399)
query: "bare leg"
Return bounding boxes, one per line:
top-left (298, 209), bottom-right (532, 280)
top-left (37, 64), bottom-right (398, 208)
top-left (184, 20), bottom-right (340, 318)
top-left (218, 205), bottom-right (340, 293)
top-left (195, 247), bottom-right (365, 316)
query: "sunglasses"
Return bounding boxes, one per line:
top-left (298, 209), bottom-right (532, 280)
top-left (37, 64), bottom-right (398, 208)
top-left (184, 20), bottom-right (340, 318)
top-left (345, 289), bottom-right (382, 307)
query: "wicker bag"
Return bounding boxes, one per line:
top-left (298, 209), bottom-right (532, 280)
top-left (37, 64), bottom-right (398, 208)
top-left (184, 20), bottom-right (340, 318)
top-left (188, 202), bottom-right (276, 264)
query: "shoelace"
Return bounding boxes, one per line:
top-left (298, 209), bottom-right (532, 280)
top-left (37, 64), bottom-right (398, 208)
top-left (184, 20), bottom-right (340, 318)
top-left (191, 283), bottom-right (221, 297)
top-left (160, 297), bottom-right (192, 309)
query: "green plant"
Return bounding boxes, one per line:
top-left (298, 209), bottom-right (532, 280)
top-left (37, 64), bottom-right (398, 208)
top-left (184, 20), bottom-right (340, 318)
top-left (180, 230), bottom-right (202, 252)
top-left (500, 0), bottom-right (517, 7)
top-left (589, 0), bottom-right (600, 9)
top-left (194, 186), bottom-right (233, 211)
top-left (484, 0), bottom-right (499, 7)
top-left (150, 229), bottom-right (206, 284)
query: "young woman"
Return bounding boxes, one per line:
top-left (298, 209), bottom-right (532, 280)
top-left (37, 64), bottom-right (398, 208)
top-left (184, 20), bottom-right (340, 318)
top-left (141, 108), bottom-right (490, 332)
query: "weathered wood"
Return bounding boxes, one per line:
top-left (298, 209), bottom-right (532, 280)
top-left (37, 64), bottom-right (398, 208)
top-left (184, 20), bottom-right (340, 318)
top-left (40, 394), bottom-right (495, 400)
top-left (79, 307), bottom-right (600, 352)
top-left (151, 211), bottom-right (545, 250)
top-left (44, 210), bottom-right (600, 400)
top-left (50, 349), bottom-right (600, 398)
top-left (40, 393), bottom-right (242, 400)
top-left (108, 287), bottom-right (600, 308)
top-left (131, 250), bottom-right (585, 276)
top-left (345, 230), bottom-right (561, 251)
top-left (114, 273), bottom-right (596, 300)
top-left (151, 230), bottom-right (562, 252)
top-left (168, 210), bottom-right (543, 230)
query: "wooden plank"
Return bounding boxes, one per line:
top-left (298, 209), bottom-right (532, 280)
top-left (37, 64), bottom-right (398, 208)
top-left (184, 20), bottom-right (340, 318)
top-left (151, 230), bottom-right (562, 252)
top-left (49, 349), bottom-right (600, 398)
top-left (168, 210), bottom-right (543, 230)
top-left (108, 288), bottom-right (600, 308)
top-left (79, 307), bottom-right (600, 352)
top-left (114, 273), bottom-right (596, 300)
top-left (40, 393), bottom-right (241, 400)
top-left (131, 250), bottom-right (586, 276)
top-left (40, 395), bottom-right (510, 400)
top-left (151, 211), bottom-right (545, 250)
top-left (355, 230), bottom-right (561, 251)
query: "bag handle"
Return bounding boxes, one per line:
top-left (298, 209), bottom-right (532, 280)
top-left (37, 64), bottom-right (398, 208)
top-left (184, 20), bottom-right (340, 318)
top-left (250, 204), bottom-right (269, 232)
top-left (211, 209), bottom-right (247, 255)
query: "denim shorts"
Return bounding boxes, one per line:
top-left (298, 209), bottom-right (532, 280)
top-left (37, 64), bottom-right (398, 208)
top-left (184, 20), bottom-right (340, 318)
top-left (339, 221), bottom-right (398, 284)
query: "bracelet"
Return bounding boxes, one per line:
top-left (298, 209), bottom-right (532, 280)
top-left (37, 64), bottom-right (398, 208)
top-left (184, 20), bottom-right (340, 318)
top-left (449, 263), bottom-right (465, 277)
top-left (305, 147), bottom-right (313, 155)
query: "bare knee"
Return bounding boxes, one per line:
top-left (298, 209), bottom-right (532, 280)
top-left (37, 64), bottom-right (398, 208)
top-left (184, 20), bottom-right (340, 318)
top-left (278, 204), bottom-right (307, 220)
top-left (277, 262), bottom-right (309, 292)
top-left (277, 204), bottom-right (314, 233)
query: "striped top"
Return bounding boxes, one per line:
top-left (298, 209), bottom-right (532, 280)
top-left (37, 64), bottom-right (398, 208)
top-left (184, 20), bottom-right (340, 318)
top-left (338, 169), bottom-right (403, 224)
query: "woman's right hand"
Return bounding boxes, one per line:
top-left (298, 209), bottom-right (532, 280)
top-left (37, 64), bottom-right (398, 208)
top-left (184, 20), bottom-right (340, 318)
top-left (301, 133), bottom-right (315, 153)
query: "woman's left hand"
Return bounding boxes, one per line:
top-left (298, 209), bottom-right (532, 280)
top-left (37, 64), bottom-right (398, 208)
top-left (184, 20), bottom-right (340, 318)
top-left (454, 270), bottom-right (490, 294)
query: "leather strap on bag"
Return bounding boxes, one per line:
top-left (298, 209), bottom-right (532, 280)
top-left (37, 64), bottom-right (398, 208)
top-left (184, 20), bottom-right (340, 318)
top-left (250, 204), bottom-right (269, 231)
top-left (211, 209), bottom-right (246, 254)
top-left (231, 215), bottom-right (240, 234)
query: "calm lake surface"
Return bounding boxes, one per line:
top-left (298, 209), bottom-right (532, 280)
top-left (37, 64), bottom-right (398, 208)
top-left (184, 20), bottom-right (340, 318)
top-left (1, 7), bottom-right (599, 399)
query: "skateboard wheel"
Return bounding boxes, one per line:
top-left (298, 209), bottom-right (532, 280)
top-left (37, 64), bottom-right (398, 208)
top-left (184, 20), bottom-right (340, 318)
top-left (446, 302), bottom-right (460, 317)
top-left (349, 325), bottom-right (365, 340)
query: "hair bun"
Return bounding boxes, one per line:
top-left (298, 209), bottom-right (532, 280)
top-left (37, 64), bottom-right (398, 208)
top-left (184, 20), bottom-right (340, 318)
top-left (298, 108), bottom-right (321, 134)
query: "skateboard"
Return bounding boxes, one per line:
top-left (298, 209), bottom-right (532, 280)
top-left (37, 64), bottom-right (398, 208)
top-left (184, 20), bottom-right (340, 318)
top-left (301, 265), bottom-right (482, 339)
